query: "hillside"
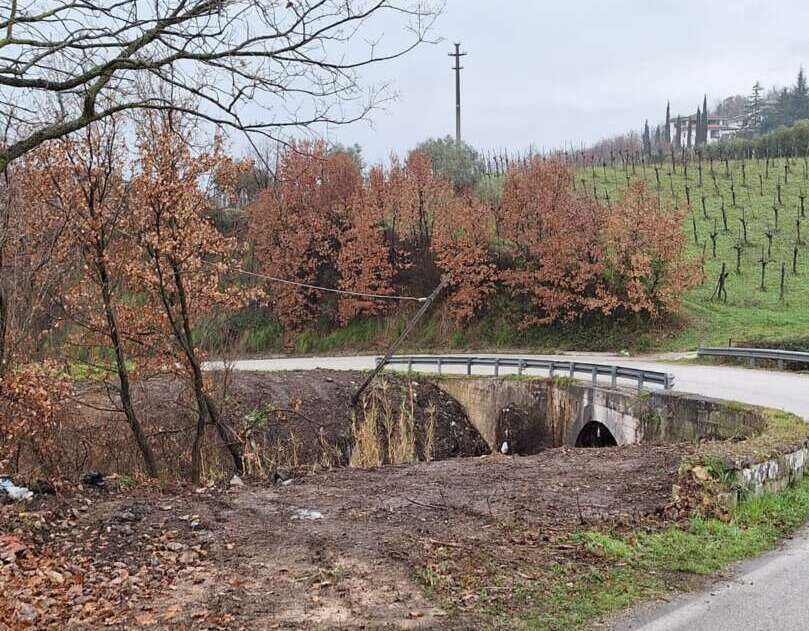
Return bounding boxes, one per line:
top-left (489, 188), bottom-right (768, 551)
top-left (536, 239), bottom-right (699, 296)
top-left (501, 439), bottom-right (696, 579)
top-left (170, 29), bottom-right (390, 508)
top-left (596, 156), bottom-right (809, 350)
top-left (211, 154), bottom-right (809, 357)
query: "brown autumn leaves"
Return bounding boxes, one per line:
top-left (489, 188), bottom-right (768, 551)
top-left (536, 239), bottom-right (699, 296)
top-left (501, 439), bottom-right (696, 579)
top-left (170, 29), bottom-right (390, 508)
top-left (249, 143), bottom-right (698, 333)
top-left (0, 120), bottom-right (698, 482)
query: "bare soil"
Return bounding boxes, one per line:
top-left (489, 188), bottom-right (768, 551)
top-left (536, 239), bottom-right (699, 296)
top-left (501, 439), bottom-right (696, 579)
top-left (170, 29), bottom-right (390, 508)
top-left (58, 370), bottom-right (488, 480)
top-left (1, 444), bottom-right (689, 630)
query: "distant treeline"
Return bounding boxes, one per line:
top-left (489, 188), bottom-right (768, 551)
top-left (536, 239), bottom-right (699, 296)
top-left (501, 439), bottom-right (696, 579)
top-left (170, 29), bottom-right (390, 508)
top-left (708, 120), bottom-right (809, 159)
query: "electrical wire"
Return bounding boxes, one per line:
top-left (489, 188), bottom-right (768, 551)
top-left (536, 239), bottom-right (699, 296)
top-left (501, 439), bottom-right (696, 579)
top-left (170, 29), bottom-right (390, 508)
top-left (234, 267), bottom-right (428, 302)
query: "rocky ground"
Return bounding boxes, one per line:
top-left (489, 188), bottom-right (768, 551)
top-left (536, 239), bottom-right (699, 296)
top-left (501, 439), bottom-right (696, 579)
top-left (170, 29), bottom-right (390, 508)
top-left (0, 444), bottom-right (689, 630)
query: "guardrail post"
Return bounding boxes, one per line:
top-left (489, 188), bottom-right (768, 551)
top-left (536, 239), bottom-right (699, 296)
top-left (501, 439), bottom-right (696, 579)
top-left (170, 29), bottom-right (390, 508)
top-left (748, 357), bottom-right (755, 368)
top-left (549, 362), bottom-right (555, 378)
top-left (778, 359), bottom-right (785, 370)
top-left (407, 358), bottom-right (413, 373)
top-left (466, 358), bottom-right (472, 376)
top-left (518, 359), bottom-right (525, 376)
top-left (611, 366), bottom-right (618, 388)
top-left (494, 358), bottom-right (500, 377)
top-left (664, 373), bottom-right (672, 390)
top-left (437, 357), bottom-right (442, 375)
top-left (591, 365), bottom-right (597, 386)
top-left (569, 363), bottom-right (575, 378)
top-left (637, 373), bottom-right (644, 390)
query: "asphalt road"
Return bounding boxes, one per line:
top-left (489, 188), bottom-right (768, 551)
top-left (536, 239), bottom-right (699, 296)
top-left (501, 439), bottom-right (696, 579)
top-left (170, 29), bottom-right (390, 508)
top-left (217, 352), bottom-right (809, 630)
top-left (215, 353), bottom-right (809, 419)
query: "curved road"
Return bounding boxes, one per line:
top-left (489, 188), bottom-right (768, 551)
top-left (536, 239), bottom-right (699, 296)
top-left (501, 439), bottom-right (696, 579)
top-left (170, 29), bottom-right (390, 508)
top-left (219, 352), bottom-right (809, 631)
top-left (218, 353), bottom-right (809, 419)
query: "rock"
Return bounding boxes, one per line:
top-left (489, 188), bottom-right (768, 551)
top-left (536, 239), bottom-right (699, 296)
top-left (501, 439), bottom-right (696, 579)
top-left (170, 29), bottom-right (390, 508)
top-left (272, 470), bottom-right (291, 485)
top-left (46, 570), bottom-right (65, 584)
top-left (179, 550), bottom-right (198, 564)
top-left (229, 474), bottom-right (245, 487)
top-left (166, 542), bottom-right (186, 552)
top-left (17, 603), bottom-right (38, 625)
top-left (116, 510), bottom-right (138, 522)
top-left (692, 466), bottom-right (711, 482)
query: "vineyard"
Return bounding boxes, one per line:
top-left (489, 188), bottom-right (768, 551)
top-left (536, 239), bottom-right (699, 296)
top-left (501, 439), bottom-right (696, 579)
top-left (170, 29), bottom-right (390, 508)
top-left (593, 155), bottom-right (809, 349)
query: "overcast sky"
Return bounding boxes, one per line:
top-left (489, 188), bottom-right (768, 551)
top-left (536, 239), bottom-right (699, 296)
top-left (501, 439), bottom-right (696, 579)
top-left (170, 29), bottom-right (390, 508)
top-left (323, 0), bottom-right (809, 164)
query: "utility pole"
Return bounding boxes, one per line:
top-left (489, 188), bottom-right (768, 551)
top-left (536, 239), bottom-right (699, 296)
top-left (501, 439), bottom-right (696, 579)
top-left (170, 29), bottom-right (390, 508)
top-left (449, 43), bottom-right (467, 144)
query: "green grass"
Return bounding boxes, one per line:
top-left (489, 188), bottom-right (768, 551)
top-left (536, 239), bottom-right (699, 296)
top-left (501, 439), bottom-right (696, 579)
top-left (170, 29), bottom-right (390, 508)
top-left (521, 567), bottom-right (665, 631)
top-left (518, 475), bottom-right (809, 630)
top-left (597, 157), bottom-right (809, 350)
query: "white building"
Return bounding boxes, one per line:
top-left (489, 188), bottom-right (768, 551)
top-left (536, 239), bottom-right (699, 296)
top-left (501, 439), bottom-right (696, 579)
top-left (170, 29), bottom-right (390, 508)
top-left (669, 114), bottom-right (743, 147)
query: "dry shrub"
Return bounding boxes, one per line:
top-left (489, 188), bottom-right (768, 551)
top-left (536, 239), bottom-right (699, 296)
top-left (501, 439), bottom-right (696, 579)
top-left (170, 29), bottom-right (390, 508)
top-left (350, 380), bottom-right (420, 469)
top-left (242, 432), bottom-right (302, 477)
top-left (247, 142), bottom-right (362, 333)
top-left (349, 396), bottom-right (383, 469)
top-left (500, 158), bottom-right (698, 325)
top-left (0, 366), bottom-right (71, 477)
top-left (389, 383), bottom-right (417, 465)
top-left (423, 404), bottom-right (436, 463)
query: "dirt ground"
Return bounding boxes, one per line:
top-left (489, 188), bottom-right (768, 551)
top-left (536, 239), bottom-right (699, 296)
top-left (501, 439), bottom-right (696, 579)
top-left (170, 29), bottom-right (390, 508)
top-left (58, 370), bottom-right (488, 480)
top-left (1, 444), bottom-right (689, 630)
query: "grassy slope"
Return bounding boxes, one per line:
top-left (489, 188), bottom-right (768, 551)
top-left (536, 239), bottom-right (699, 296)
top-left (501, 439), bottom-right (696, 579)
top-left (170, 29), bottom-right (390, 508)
top-left (512, 476), bottom-right (809, 630)
top-left (599, 157), bottom-right (809, 350)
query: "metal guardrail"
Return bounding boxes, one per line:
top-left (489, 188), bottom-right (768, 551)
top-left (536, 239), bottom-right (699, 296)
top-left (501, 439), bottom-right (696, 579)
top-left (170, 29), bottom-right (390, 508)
top-left (698, 347), bottom-right (809, 368)
top-left (376, 356), bottom-right (675, 390)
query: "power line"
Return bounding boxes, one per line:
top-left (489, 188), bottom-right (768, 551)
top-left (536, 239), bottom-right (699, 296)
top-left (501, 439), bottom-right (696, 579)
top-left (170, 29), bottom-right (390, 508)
top-left (233, 267), bottom-right (428, 302)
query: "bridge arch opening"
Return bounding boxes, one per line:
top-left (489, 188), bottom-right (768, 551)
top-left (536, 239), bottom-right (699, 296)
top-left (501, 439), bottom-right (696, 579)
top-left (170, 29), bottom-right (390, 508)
top-left (575, 421), bottom-right (618, 448)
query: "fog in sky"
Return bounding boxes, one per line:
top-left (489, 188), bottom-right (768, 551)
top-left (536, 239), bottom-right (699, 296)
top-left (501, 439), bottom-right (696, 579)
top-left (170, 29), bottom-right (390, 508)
top-left (324, 0), bottom-right (809, 164)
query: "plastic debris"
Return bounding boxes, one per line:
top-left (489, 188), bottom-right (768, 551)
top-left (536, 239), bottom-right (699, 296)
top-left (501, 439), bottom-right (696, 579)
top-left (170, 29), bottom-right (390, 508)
top-left (0, 478), bottom-right (34, 501)
top-left (292, 508), bottom-right (323, 521)
top-left (500, 441), bottom-right (509, 455)
top-left (229, 474), bottom-right (245, 487)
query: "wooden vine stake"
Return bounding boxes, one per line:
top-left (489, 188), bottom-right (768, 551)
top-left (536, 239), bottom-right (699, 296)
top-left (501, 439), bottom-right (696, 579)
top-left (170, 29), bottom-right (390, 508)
top-left (711, 262), bottom-right (729, 303)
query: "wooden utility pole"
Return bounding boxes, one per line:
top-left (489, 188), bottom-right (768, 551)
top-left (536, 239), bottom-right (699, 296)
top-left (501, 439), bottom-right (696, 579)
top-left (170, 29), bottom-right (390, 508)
top-left (449, 43), bottom-right (467, 144)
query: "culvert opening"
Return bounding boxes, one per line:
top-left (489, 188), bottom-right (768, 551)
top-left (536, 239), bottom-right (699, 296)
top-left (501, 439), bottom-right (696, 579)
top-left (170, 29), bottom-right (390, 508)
top-left (576, 422), bottom-right (618, 448)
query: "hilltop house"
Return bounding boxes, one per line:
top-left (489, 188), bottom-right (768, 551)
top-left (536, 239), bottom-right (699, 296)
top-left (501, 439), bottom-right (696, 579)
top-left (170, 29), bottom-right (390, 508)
top-left (668, 113), bottom-right (742, 147)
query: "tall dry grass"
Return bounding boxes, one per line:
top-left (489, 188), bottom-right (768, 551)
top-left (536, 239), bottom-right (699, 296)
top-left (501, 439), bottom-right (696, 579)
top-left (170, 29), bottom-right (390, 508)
top-left (350, 380), bottom-right (424, 470)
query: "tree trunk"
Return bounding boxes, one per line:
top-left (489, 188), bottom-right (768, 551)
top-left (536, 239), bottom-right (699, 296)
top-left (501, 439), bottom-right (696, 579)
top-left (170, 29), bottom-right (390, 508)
top-left (97, 256), bottom-right (159, 478)
top-left (170, 263), bottom-right (244, 476)
top-left (189, 375), bottom-right (210, 485)
top-left (0, 283), bottom-right (8, 378)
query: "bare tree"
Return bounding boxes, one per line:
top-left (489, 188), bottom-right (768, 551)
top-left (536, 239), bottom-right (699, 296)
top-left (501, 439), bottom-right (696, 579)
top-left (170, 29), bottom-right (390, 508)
top-left (0, 0), bottom-right (442, 171)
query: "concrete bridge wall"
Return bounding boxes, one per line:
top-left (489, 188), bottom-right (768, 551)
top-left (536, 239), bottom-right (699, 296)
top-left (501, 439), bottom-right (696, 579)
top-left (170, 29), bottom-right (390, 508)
top-left (434, 377), bottom-right (766, 454)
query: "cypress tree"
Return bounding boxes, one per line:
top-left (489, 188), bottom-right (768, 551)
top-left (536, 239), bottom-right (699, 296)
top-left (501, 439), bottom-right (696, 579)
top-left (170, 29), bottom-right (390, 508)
top-left (665, 101), bottom-right (671, 144)
top-left (696, 107), bottom-right (702, 146)
top-left (702, 94), bottom-right (709, 143)
top-left (643, 120), bottom-right (652, 157)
